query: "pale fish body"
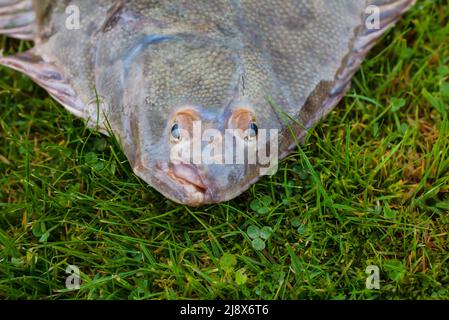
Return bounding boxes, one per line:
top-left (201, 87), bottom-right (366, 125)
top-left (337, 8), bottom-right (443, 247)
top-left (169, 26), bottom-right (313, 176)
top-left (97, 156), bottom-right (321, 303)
top-left (0, 0), bottom-right (415, 205)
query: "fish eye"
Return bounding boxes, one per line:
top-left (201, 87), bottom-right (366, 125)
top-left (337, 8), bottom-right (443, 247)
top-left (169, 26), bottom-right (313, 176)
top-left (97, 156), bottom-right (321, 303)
top-left (246, 122), bottom-right (258, 140)
top-left (171, 123), bottom-right (182, 142)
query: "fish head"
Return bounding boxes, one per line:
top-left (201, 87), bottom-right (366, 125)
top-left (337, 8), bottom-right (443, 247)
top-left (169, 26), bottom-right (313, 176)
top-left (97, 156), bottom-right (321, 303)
top-left (116, 36), bottom-right (282, 206)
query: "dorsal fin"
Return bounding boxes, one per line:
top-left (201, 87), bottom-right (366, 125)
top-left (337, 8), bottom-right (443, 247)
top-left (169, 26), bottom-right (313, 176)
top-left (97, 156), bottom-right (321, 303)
top-left (278, 0), bottom-right (416, 155)
top-left (0, 0), bottom-right (35, 40)
top-left (301, 0), bottom-right (416, 130)
top-left (1, 48), bottom-right (112, 132)
top-left (0, 49), bottom-right (85, 118)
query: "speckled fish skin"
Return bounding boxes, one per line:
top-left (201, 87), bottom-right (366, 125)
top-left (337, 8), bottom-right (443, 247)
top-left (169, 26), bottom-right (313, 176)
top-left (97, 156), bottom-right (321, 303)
top-left (0, 0), bottom-right (415, 205)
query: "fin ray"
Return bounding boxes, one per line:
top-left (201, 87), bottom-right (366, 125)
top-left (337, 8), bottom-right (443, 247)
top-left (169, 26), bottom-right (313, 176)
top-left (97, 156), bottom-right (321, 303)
top-left (0, 0), bottom-right (35, 40)
top-left (303, 0), bottom-right (416, 129)
top-left (0, 49), bottom-right (85, 118)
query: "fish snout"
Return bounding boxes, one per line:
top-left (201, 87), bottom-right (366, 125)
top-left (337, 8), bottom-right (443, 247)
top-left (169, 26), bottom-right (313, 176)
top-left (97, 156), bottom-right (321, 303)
top-left (168, 162), bottom-right (210, 196)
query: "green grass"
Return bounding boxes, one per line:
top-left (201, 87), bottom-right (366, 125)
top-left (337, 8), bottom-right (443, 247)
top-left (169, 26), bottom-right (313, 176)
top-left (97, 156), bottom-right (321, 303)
top-left (1, 0), bottom-right (448, 300)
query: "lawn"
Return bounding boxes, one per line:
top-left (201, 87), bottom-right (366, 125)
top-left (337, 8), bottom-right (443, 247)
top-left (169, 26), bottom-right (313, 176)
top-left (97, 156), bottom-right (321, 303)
top-left (0, 0), bottom-right (448, 300)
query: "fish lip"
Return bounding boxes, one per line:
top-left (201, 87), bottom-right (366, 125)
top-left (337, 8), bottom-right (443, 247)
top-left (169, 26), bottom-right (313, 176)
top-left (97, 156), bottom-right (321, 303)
top-left (168, 162), bottom-right (208, 194)
top-left (153, 162), bottom-right (211, 205)
top-left (150, 162), bottom-right (264, 206)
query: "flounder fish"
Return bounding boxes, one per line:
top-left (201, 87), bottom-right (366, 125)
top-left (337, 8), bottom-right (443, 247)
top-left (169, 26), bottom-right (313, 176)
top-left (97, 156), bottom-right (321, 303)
top-left (0, 0), bottom-right (415, 206)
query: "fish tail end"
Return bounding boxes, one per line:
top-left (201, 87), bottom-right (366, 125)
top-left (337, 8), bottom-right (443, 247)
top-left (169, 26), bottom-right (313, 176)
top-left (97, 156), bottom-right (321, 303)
top-left (0, 0), bottom-right (35, 40)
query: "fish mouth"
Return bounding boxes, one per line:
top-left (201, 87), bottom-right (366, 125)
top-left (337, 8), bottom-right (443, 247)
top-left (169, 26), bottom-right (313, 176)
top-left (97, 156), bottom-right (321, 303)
top-left (167, 163), bottom-right (208, 194)
top-left (149, 162), bottom-right (264, 206)
top-left (136, 161), bottom-right (209, 206)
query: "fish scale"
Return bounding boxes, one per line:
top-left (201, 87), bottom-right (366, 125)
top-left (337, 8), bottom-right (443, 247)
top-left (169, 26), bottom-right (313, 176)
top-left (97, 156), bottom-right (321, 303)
top-left (0, 0), bottom-right (415, 205)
